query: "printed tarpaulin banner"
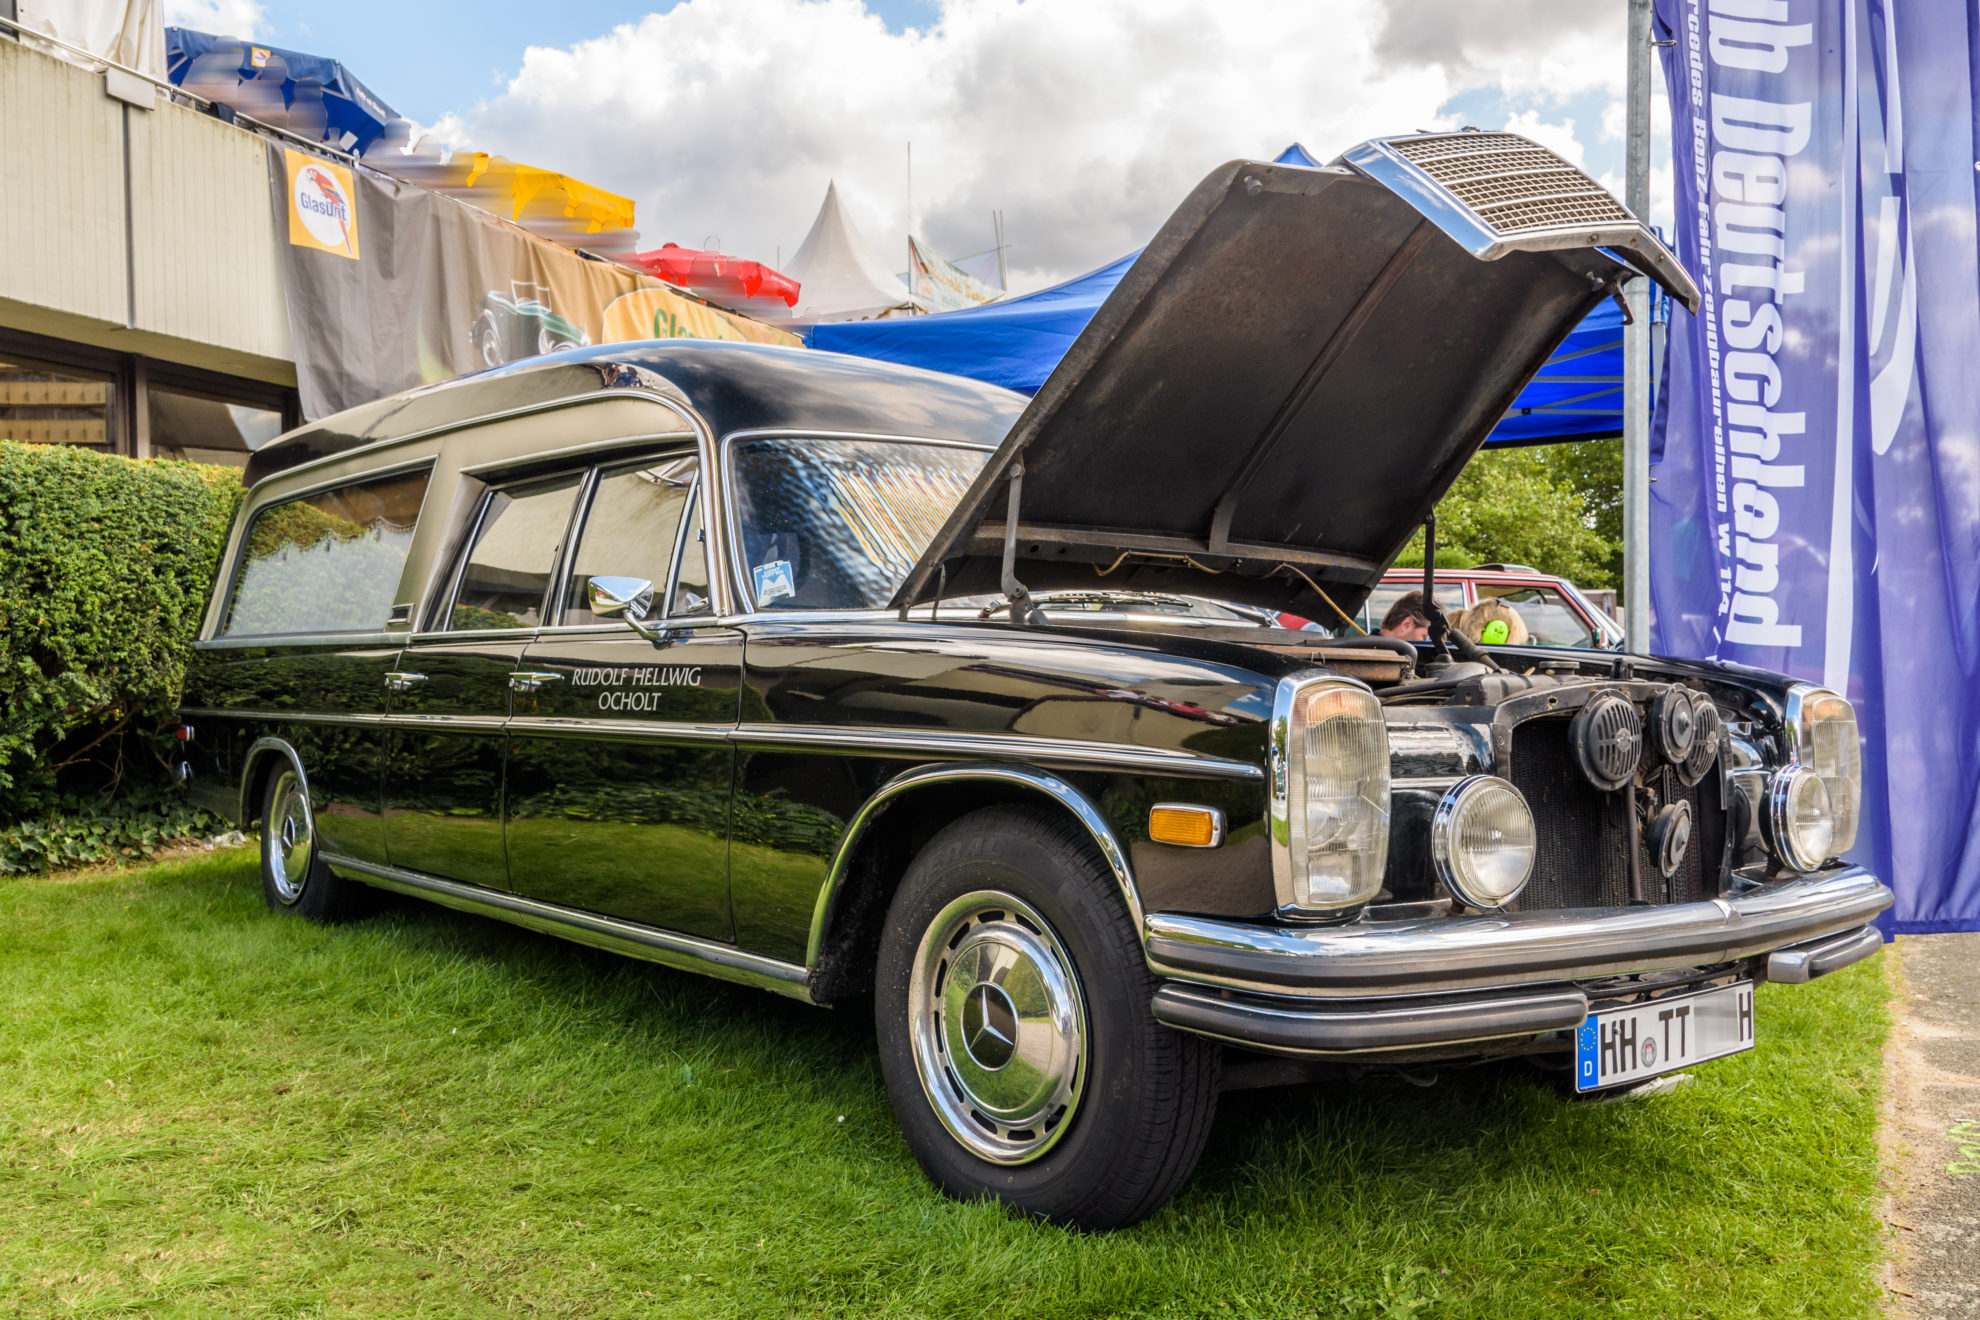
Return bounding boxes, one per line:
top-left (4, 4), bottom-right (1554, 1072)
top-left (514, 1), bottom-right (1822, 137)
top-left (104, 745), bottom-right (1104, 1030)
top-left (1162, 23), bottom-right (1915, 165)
top-left (267, 144), bottom-right (797, 420)
top-left (909, 236), bottom-right (1003, 313)
top-left (1652, 0), bottom-right (1980, 930)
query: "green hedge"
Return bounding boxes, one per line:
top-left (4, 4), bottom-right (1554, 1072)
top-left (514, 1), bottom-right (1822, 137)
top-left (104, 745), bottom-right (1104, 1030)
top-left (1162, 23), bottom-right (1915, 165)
top-left (0, 441), bottom-right (243, 817)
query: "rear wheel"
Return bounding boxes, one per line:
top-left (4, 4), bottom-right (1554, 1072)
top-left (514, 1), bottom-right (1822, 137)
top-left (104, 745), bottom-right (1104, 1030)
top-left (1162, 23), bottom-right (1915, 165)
top-left (874, 805), bottom-right (1219, 1229)
top-left (260, 767), bottom-right (371, 923)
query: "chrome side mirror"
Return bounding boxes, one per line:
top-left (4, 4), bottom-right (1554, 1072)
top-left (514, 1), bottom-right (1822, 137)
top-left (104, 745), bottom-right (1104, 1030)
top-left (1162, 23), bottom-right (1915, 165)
top-left (587, 576), bottom-right (661, 637)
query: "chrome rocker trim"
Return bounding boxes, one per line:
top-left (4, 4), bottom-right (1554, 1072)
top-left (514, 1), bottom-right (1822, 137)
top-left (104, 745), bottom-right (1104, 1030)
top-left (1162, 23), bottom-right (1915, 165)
top-left (1144, 866), bottom-right (1892, 1000)
top-left (324, 855), bottom-right (814, 1002)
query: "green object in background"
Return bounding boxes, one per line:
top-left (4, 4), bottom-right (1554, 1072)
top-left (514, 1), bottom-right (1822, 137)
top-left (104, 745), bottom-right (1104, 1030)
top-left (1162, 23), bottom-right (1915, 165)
top-left (0, 441), bottom-right (243, 819)
top-left (1481, 618), bottom-right (1510, 644)
top-left (0, 850), bottom-right (1894, 1319)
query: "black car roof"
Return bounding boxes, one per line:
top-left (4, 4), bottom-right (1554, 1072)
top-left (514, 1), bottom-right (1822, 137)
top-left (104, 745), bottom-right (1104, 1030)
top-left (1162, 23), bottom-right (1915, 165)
top-left (244, 340), bottom-right (1028, 486)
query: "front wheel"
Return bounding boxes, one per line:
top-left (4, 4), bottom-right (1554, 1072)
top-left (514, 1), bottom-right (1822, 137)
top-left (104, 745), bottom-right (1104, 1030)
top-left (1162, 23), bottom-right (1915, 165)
top-left (874, 805), bottom-right (1219, 1229)
top-left (260, 766), bottom-right (372, 923)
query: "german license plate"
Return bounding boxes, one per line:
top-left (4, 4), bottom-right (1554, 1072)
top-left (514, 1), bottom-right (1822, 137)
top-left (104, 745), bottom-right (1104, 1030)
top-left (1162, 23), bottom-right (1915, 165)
top-left (1574, 981), bottom-right (1755, 1092)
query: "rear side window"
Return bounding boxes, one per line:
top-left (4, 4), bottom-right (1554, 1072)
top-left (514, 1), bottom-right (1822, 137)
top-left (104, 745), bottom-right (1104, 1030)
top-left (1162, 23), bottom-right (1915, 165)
top-left (222, 469), bottom-right (429, 638)
top-left (562, 456), bottom-right (702, 626)
top-left (447, 475), bottom-right (583, 631)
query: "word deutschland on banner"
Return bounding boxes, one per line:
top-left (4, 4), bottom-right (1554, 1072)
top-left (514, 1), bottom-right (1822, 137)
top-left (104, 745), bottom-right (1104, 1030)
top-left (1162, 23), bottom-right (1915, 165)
top-left (1676, 1), bottom-right (1813, 648)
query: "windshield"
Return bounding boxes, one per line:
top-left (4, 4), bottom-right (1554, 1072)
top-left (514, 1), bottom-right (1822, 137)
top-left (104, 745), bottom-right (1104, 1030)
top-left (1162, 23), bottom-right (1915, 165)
top-left (728, 436), bottom-right (989, 610)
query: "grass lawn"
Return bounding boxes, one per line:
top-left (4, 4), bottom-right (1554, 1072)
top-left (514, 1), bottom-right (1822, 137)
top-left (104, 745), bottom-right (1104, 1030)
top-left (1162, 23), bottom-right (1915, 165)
top-left (0, 850), bottom-right (1889, 1318)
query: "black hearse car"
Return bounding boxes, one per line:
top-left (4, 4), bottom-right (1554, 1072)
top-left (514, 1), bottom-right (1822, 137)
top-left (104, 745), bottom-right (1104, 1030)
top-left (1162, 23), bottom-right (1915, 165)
top-left (179, 133), bottom-right (1890, 1229)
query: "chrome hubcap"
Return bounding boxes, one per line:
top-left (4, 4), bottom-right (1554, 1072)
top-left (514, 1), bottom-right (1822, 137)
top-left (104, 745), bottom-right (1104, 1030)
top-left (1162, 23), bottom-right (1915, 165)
top-left (909, 891), bottom-right (1087, 1165)
top-left (267, 773), bottom-right (312, 905)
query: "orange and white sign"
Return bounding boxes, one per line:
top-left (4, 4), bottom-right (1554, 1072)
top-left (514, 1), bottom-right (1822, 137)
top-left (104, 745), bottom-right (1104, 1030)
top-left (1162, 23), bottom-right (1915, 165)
top-left (284, 149), bottom-right (360, 260)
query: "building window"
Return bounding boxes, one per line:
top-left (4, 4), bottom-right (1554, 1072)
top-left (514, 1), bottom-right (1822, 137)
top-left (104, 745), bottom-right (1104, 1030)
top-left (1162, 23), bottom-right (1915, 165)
top-left (0, 352), bottom-right (117, 450)
top-left (147, 380), bottom-right (283, 467)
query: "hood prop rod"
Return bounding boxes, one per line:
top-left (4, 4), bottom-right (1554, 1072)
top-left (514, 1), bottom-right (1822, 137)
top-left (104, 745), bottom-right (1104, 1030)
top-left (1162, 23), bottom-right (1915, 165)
top-left (1422, 515), bottom-right (1452, 662)
top-left (999, 462), bottom-right (1039, 625)
top-left (1419, 514), bottom-right (1496, 669)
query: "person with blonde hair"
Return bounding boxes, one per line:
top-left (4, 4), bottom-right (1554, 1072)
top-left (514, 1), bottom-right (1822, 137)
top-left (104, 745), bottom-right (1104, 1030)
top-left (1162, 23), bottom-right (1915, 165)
top-left (1456, 597), bottom-right (1529, 646)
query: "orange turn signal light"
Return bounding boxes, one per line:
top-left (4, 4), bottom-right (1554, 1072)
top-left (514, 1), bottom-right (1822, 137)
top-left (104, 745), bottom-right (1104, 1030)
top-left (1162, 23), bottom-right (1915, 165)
top-left (1149, 803), bottom-right (1223, 849)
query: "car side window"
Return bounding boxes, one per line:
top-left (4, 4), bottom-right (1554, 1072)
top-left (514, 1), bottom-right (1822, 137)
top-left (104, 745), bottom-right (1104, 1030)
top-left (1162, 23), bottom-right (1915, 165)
top-left (1477, 585), bottom-right (1595, 648)
top-left (221, 468), bottom-right (430, 638)
top-left (446, 475), bottom-right (582, 631)
top-left (561, 455), bottom-right (703, 626)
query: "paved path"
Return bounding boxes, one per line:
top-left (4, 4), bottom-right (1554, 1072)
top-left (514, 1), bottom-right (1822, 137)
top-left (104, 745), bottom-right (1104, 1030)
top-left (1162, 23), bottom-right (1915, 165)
top-left (1885, 933), bottom-right (1980, 1318)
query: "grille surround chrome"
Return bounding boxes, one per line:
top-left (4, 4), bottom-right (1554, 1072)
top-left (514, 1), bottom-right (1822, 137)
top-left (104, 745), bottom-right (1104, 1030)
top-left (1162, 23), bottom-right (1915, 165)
top-left (1385, 132), bottom-right (1633, 234)
top-left (1337, 130), bottom-right (1702, 312)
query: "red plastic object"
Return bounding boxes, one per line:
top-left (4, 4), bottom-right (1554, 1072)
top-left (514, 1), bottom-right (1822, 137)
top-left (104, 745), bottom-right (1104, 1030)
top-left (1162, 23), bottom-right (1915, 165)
top-left (627, 243), bottom-right (801, 308)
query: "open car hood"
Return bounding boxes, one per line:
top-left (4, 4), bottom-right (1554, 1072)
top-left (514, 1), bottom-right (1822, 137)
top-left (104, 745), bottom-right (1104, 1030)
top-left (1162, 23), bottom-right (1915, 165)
top-left (890, 131), bottom-right (1698, 625)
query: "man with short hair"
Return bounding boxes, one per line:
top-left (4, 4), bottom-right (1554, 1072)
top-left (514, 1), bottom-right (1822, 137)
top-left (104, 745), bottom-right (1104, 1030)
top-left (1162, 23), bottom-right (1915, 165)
top-left (1379, 590), bottom-right (1432, 642)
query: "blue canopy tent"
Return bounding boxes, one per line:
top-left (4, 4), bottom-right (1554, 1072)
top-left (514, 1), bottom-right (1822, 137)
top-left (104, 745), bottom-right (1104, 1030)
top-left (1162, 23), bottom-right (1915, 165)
top-left (165, 27), bottom-right (403, 156)
top-left (807, 144), bottom-right (1654, 448)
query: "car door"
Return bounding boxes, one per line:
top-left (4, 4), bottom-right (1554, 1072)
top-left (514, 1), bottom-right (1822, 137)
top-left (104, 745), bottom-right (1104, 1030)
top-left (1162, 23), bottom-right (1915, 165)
top-left (505, 452), bottom-right (743, 940)
top-left (1474, 582), bottom-right (1599, 648)
top-left (382, 471), bottom-right (584, 888)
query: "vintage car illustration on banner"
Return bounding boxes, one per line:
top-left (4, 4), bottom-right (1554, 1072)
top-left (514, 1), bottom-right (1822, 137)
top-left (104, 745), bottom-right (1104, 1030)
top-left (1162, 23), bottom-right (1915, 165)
top-left (468, 281), bottom-right (590, 368)
top-left (176, 132), bottom-right (1890, 1230)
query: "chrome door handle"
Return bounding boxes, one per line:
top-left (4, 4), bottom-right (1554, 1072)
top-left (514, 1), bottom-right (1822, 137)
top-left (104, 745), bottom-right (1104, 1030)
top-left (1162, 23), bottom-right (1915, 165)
top-left (509, 671), bottom-right (565, 694)
top-left (383, 671), bottom-right (427, 693)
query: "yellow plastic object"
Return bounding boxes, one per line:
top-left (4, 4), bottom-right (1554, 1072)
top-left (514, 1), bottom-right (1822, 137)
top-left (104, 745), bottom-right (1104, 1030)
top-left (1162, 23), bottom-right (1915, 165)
top-left (1149, 804), bottom-right (1221, 849)
top-left (442, 152), bottom-right (637, 233)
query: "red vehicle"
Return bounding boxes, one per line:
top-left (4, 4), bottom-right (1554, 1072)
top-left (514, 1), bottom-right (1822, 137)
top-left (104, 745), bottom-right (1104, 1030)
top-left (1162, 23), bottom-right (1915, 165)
top-left (1316, 564), bottom-right (1626, 649)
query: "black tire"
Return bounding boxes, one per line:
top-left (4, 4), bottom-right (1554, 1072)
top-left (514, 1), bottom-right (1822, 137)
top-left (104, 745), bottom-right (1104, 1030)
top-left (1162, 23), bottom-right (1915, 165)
top-left (874, 805), bottom-right (1220, 1229)
top-left (259, 765), bottom-right (373, 923)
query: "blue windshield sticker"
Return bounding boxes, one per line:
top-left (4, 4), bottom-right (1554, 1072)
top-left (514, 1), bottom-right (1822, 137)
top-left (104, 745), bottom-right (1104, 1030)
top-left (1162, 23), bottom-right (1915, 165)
top-left (753, 559), bottom-right (795, 604)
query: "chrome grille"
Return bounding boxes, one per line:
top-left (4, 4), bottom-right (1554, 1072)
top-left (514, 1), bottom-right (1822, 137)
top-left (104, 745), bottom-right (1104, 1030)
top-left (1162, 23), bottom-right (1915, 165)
top-left (1388, 132), bottom-right (1632, 234)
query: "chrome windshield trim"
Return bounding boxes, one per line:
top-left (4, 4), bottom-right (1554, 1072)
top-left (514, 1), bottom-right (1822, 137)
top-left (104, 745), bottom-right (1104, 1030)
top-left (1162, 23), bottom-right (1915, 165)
top-left (1143, 865), bottom-right (1891, 999)
top-left (324, 854), bottom-right (814, 1001)
top-left (807, 761), bottom-right (1142, 971)
top-left (731, 722), bottom-right (1263, 779)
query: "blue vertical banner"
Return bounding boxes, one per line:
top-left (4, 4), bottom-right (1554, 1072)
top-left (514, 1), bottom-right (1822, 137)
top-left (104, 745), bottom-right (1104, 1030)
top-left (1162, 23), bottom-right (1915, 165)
top-left (1652, 0), bottom-right (1980, 931)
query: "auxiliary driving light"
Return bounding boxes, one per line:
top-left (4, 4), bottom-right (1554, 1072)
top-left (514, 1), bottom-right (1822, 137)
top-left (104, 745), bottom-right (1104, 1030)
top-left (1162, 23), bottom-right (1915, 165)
top-left (1767, 764), bottom-right (1836, 872)
top-left (1431, 775), bottom-right (1538, 909)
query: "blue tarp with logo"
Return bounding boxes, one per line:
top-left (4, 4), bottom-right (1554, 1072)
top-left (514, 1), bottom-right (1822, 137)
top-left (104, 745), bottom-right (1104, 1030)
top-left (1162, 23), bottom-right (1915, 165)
top-left (807, 144), bottom-right (1646, 449)
top-left (1651, 0), bottom-right (1980, 931)
top-left (165, 27), bottom-right (402, 156)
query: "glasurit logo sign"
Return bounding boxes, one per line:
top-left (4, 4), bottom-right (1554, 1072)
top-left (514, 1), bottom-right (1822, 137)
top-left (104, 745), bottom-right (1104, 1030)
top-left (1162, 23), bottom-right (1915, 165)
top-left (284, 149), bottom-right (360, 260)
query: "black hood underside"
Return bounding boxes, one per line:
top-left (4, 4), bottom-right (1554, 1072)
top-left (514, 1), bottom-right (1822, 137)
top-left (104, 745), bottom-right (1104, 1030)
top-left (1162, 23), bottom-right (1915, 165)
top-left (891, 132), bottom-right (1696, 627)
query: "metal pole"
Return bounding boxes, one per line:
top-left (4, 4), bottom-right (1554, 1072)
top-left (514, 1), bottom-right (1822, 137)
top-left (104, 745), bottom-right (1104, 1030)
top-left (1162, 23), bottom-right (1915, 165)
top-left (1623, 0), bottom-right (1654, 653)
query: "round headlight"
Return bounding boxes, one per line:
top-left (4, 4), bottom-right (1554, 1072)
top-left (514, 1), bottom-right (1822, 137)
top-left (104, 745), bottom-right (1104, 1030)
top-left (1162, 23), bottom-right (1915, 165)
top-left (1432, 776), bottom-right (1537, 909)
top-left (1768, 765), bottom-right (1835, 871)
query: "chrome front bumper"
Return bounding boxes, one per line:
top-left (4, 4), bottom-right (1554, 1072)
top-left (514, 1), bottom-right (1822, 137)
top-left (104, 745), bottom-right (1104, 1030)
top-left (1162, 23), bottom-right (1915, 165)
top-left (1144, 866), bottom-right (1891, 1058)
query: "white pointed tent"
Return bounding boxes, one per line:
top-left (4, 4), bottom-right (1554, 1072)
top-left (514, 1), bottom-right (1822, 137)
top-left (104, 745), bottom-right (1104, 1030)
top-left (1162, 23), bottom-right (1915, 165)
top-left (778, 181), bottom-right (920, 323)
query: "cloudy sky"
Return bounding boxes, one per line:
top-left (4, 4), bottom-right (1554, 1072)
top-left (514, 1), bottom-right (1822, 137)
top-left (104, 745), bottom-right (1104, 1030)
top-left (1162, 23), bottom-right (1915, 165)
top-left (166, 0), bottom-right (1673, 293)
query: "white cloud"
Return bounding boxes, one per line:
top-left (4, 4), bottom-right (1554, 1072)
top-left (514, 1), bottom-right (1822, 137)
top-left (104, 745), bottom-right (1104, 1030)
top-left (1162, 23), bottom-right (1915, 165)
top-left (1372, 0), bottom-right (1625, 102)
top-left (163, 0), bottom-right (267, 39)
top-left (1504, 111), bottom-right (1585, 167)
top-left (440, 0), bottom-right (1647, 291)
